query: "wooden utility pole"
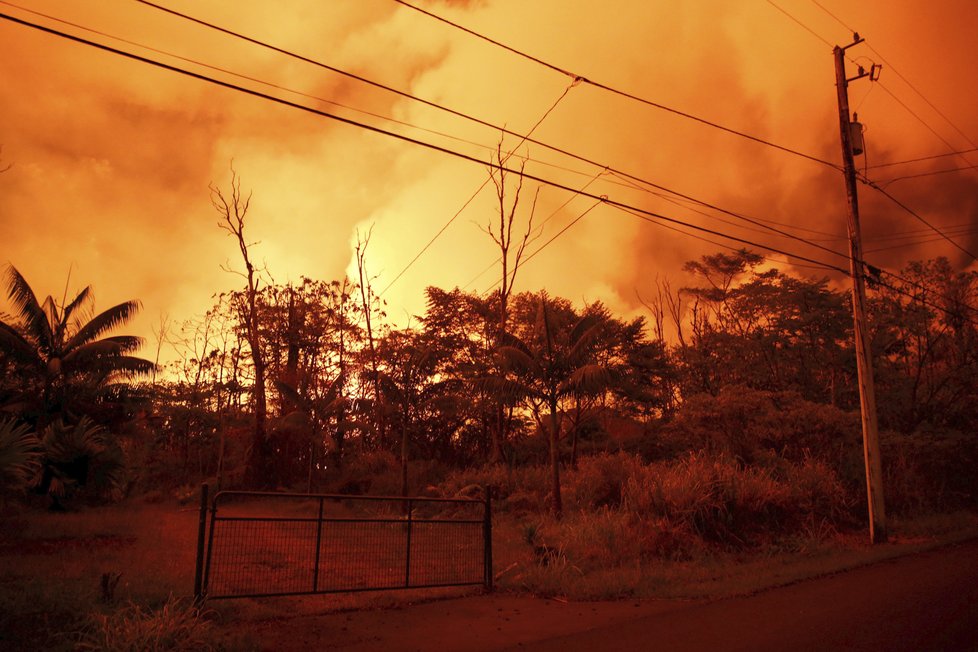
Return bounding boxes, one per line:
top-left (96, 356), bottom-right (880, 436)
top-left (834, 36), bottom-right (887, 543)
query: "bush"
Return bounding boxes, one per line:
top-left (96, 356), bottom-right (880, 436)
top-left (662, 387), bottom-right (862, 470)
top-left (882, 428), bottom-right (978, 513)
top-left (565, 452), bottom-right (646, 511)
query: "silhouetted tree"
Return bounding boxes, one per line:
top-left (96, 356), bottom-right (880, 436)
top-left (0, 266), bottom-right (153, 428)
top-left (211, 168), bottom-right (271, 487)
top-left (494, 293), bottom-right (612, 516)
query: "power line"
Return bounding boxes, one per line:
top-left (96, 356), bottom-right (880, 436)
top-left (859, 176), bottom-right (978, 261)
top-left (877, 163), bottom-right (978, 187)
top-left (131, 0), bottom-right (850, 260)
top-left (393, 0), bottom-right (840, 170)
top-left (767, 0), bottom-right (833, 48)
top-left (0, 0), bottom-right (505, 158)
top-left (380, 79), bottom-right (580, 296)
top-left (810, 0), bottom-right (978, 168)
top-left (8, 4), bottom-right (859, 293)
top-left (129, 0), bottom-right (870, 280)
top-left (867, 146), bottom-right (978, 170)
top-left (0, 11), bottom-right (851, 292)
top-left (11, 7), bottom-right (975, 330)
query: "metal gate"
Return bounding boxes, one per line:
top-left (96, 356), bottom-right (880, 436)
top-left (193, 485), bottom-right (492, 601)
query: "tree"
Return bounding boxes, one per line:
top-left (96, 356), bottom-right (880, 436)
top-left (420, 287), bottom-right (498, 463)
top-left (0, 265), bottom-right (153, 428)
top-left (494, 293), bottom-right (612, 516)
top-left (356, 228), bottom-right (387, 449)
top-left (482, 138), bottom-right (539, 462)
top-left (676, 250), bottom-right (852, 404)
top-left (871, 257), bottom-right (978, 432)
top-left (211, 168), bottom-right (271, 487)
top-left (375, 329), bottom-right (441, 496)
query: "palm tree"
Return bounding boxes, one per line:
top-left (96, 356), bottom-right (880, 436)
top-left (494, 295), bottom-right (612, 517)
top-left (0, 265), bottom-right (154, 427)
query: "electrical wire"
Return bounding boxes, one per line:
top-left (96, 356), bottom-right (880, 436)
top-left (392, 0), bottom-right (840, 170)
top-left (867, 147), bottom-right (978, 170)
top-left (130, 0), bottom-right (854, 262)
top-left (859, 176), bottom-right (978, 261)
top-left (379, 79), bottom-right (580, 296)
top-left (759, 1), bottom-right (978, 263)
top-left (8, 7), bottom-right (976, 330)
top-left (5, 3), bottom-right (859, 294)
top-left (877, 163), bottom-right (978, 187)
top-left (767, 0), bottom-right (833, 48)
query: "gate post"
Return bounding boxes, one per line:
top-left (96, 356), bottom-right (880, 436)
top-left (193, 483), bottom-right (209, 603)
top-left (484, 485), bottom-right (493, 592)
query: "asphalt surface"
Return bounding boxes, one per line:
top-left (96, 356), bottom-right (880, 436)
top-left (251, 539), bottom-right (978, 651)
top-left (501, 539), bottom-right (978, 652)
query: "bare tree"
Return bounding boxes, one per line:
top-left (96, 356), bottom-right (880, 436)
top-left (356, 227), bottom-right (385, 448)
top-left (211, 166), bottom-right (271, 487)
top-left (482, 138), bottom-right (538, 462)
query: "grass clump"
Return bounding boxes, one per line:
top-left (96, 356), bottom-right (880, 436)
top-left (72, 596), bottom-right (248, 652)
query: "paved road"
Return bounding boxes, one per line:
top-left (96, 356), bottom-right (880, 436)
top-left (502, 539), bottom-right (978, 652)
top-left (250, 539), bottom-right (978, 651)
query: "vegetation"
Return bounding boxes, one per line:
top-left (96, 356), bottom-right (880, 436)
top-left (2, 247), bottom-right (976, 517)
top-left (2, 242), bottom-right (977, 645)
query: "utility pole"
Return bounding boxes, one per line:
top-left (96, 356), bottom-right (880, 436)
top-left (834, 35), bottom-right (887, 544)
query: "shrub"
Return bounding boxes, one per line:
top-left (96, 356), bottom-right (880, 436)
top-left (882, 428), bottom-right (978, 512)
top-left (0, 417), bottom-right (40, 497)
top-left (564, 452), bottom-right (646, 511)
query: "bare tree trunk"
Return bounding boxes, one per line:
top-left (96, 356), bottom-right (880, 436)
top-left (211, 166), bottom-right (270, 488)
top-left (548, 396), bottom-right (562, 517)
top-left (485, 138), bottom-right (537, 463)
top-left (356, 229), bottom-right (385, 448)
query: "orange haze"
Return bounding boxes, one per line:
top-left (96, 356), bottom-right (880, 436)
top-left (1, 0), bottom-right (977, 360)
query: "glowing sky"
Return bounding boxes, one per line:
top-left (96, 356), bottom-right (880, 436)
top-left (1, 0), bottom-right (976, 359)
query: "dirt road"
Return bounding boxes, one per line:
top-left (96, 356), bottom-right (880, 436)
top-left (249, 539), bottom-right (978, 652)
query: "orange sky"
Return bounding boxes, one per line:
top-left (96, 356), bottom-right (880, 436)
top-left (1, 0), bottom-right (976, 360)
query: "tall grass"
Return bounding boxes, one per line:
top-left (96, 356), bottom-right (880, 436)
top-left (71, 596), bottom-right (245, 652)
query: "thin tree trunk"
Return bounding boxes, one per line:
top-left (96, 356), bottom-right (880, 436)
top-left (548, 397), bottom-right (562, 517)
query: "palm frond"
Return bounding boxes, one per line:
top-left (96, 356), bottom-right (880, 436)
top-left (560, 364), bottom-right (614, 396)
top-left (61, 286), bottom-right (93, 325)
top-left (568, 312), bottom-right (605, 347)
top-left (100, 356), bottom-right (156, 379)
top-left (0, 322), bottom-right (40, 364)
top-left (474, 375), bottom-right (536, 403)
top-left (3, 266), bottom-right (52, 348)
top-left (566, 322), bottom-right (606, 362)
top-left (496, 345), bottom-right (536, 374)
top-left (0, 418), bottom-right (41, 493)
top-left (64, 300), bottom-right (142, 351)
